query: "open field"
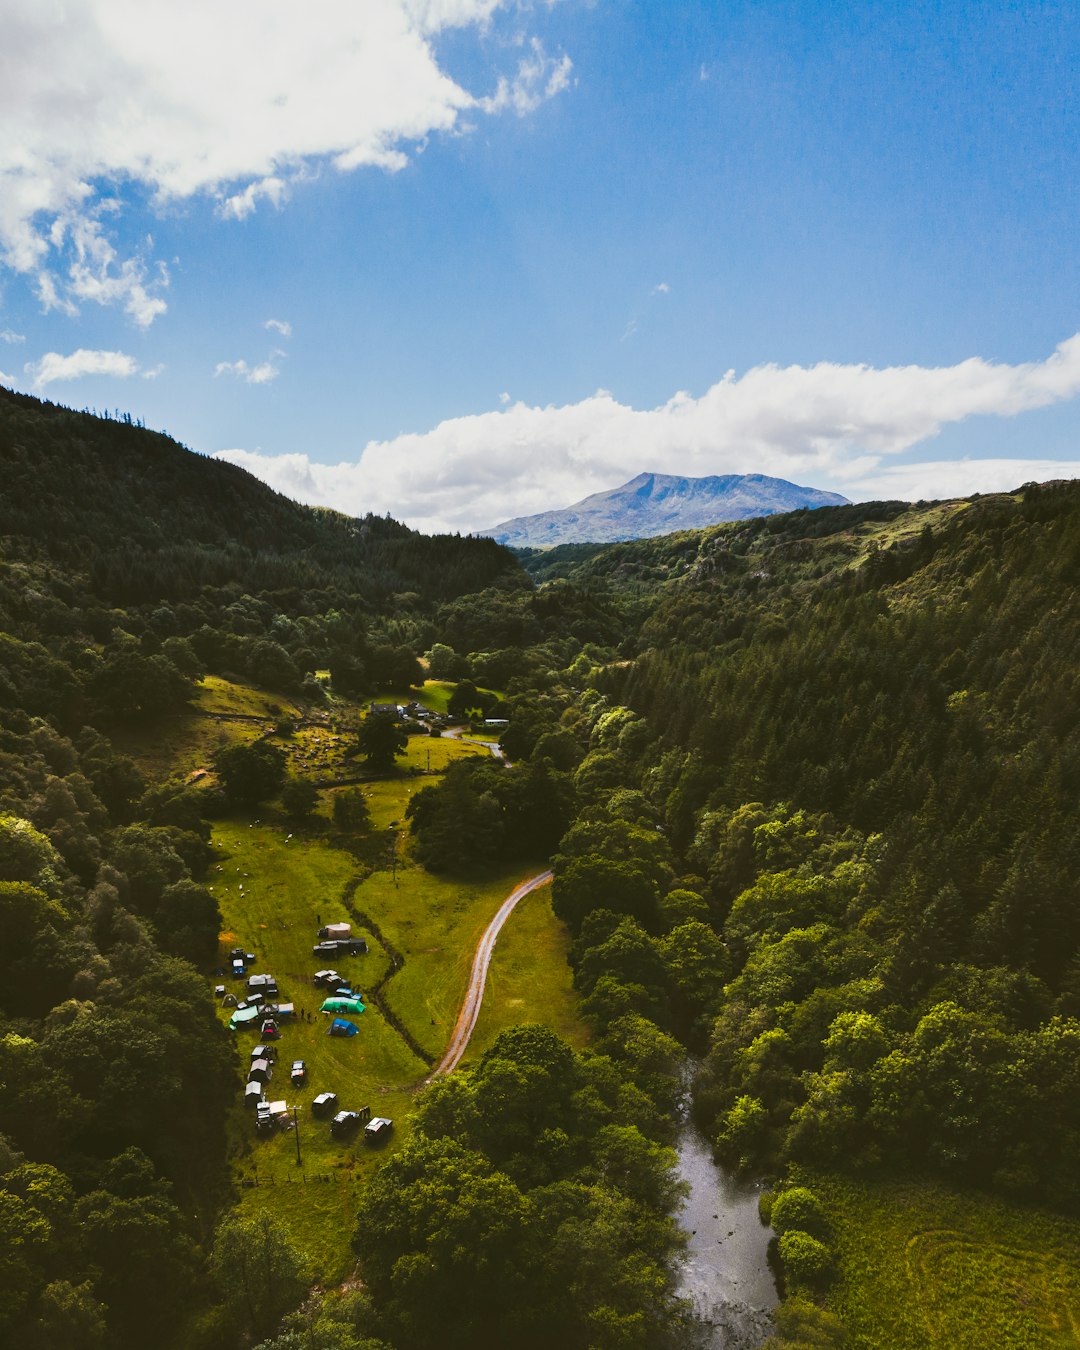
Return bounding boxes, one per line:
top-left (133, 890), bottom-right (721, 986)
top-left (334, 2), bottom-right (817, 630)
top-left (365, 678), bottom-right (501, 714)
top-left (206, 711), bottom-right (584, 1278)
top-left (463, 877), bottom-right (589, 1063)
top-left (211, 821), bottom-right (425, 1277)
top-left (809, 1171), bottom-right (1080, 1349)
top-left (353, 858), bottom-right (546, 1061)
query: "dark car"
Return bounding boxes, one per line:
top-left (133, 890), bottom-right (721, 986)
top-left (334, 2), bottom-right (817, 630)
top-left (290, 1060), bottom-right (306, 1086)
top-left (330, 1110), bottom-right (363, 1137)
top-left (312, 1092), bottom-right (338, 1118)
top-left (364, 1116), bottom-right (393, 1144)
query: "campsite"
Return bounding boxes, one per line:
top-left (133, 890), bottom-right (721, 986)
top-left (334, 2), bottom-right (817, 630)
top-left (204, 699), bottom-right (584, 1277)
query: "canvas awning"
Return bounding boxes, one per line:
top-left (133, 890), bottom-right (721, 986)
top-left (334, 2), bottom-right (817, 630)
top-left (228, 1005), bottom-right (261, 1029)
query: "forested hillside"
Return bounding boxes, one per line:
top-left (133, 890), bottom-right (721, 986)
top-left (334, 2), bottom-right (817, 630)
top-left (0, 393), bottom-right (540, 1347)
top-left (0, 386), bottom-right (517, 606)
top-left (4, 389), bottom-right (1080, 1349)
top-left (537, 487), bottom-right (1080, 1205)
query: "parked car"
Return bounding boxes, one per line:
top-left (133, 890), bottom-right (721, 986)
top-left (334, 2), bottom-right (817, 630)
top-left (312, 1092), bottom-right (338, 1118)
top-left (364, 1116), bottom-right (393, 1144)
top-left (290, 1060), bottom-right (306, 1086)
top-left (330, 1110), bottom-right (363, 1137)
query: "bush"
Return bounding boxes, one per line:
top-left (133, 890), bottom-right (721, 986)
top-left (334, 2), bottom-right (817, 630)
top-left (777, 1229), bottom-right (834, 1289)
top-left (770, 1186), bottom-right (830, 1241)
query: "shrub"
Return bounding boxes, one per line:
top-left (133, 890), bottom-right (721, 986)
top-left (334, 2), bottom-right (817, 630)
top-left (778, 1229), bottom-right (834, 1289)
top-left (770, 1186), bottom-right (830, 1240)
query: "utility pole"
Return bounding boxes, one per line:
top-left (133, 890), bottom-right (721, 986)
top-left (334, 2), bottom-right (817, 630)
top-left (292, 1105), bottom-right (302, 1167)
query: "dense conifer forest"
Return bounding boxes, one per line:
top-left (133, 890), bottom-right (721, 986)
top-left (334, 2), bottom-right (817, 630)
top-left (2, 389), bottom-right (1079, 1348)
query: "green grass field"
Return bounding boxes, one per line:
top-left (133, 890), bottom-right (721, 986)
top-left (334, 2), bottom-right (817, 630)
top-left (464, 878), bottom-right (589, 1063)
top-left (364, 679), bottom-right (501, 714)
top-left (211, 821), bottom-right (426, 1276)
top-left (809, 1172), bottom-right (1080, 1349)
top-left (203, 703), bottom-right (583, 1279)
top-left (110, 676), bottom-right (296, 779)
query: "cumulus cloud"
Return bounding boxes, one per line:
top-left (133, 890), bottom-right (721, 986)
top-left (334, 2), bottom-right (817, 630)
top-left (0, 1), bottom-right (571, 322)
top-left (842, 458), bottom-right (1080, 501)
top-left (479, 39), bottom-right (573, 116)
top-left (265, 318), bottom-right (293, 338)
top-left (215, 356), bottom-right (282, 385)
top-left (214, 334), bottom-right (1080, 534)
top-left (0, 329), bottom-right (25, 344)
top-left (24, 348), bottom-right (140, 389)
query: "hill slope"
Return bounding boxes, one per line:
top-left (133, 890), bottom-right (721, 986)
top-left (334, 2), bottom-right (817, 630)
top-left (481, 471), bottom-right (849, 546)
top-left (0, 385), bottom-right (517, 605)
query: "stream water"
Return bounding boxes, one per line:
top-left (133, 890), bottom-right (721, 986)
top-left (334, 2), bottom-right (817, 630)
top-left (674, 1097), bottom-right (778, 1347)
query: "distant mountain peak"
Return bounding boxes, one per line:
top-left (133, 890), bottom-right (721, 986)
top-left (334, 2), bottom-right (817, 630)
top-left (480, 472), bottom-right (849, 547)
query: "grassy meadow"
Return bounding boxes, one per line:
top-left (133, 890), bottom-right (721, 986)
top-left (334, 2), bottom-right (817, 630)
top-left (463, 878), bottom-right (588, 1063)
top-left (190, 680), bottom-right (584, 1278)
top-left (810, 1172), bottom-right (1080, 1349)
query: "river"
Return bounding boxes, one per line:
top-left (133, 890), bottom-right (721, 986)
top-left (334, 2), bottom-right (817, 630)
top-left (674, 1105), bottom-right (778, 1347)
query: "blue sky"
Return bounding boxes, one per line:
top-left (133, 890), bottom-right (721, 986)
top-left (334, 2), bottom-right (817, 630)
top-left (3, 0), bottom-right (1080, 532)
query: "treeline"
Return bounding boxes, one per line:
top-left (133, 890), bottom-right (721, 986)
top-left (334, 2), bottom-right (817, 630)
top-left (535, 483), bottom-right (1080, 1210)
top-left (0, 724), bottom-right (234, 1346)
top-left (0, 386), bottom-right (518, 607)
top-left (251, 1024), bottom-right (689, 1350)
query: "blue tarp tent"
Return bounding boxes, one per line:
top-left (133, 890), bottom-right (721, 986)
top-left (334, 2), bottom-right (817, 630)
top-left (328, 1017), bottom-right (359, 1037)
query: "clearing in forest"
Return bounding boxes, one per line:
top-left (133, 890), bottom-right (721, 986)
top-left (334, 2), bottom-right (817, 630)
top-left (206, 702), bottom-right (586, 1278)
top-left (811, 1172), bottom-right (1080, 1349)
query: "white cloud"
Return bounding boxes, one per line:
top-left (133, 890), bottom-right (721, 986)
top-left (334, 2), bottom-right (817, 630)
top-left (215, 356), bottom-right (282, 385)
top-left (653, 281), bottom-right (670, 294)
top-left (0, 1), bottom-right (571, 322)
top-left (499, 390), bottom-right (511, 404)
top-left (265, 318), bottom-right (293, 338)
top-left (214, 334), bottom-right (1080, 534)
top-left (24, 347), bottom-right (140, 389)
top-left (219, 176), bottom-right (289, 222)
top-left (479, 39), bottom-right (573, 116)
top-left (843, 458), bottom-right (1080, 502)
top-left (0, 329), bottom-right (26, 344)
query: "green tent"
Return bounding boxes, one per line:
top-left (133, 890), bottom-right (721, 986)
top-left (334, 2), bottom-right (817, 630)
top-left (228, 1005), bottom-right (261, 1030)
top-left (321, 996), bottom-right (365, 1015)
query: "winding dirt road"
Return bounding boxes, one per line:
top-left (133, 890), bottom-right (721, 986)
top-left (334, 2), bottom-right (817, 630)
top-left (429, 869), bottom-right (554, 1077)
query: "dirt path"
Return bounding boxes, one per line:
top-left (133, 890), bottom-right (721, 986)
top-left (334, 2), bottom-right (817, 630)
top-left (429, 869), bottom-right (554, 1077)
top-left (443, 723), bottom-right (507, 760)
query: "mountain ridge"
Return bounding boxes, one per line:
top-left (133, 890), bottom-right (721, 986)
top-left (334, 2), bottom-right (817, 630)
top-left (480, 471), bottom-right (850, 546)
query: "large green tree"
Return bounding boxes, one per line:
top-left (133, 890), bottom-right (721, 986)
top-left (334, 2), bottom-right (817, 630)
top-left (357, 711), bottom-right (408, 772)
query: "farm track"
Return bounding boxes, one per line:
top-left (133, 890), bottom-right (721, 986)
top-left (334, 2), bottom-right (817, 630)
top-left (429, 870), bottom-right (554, 1078)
